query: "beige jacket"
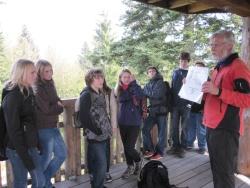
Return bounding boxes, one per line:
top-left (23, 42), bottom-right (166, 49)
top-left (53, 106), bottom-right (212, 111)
top-left (105, 89), bottom-right (118, 128)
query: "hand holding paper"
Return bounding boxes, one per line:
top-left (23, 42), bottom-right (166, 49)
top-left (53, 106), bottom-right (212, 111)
top-left (178, 66), bottom-right (209, 104)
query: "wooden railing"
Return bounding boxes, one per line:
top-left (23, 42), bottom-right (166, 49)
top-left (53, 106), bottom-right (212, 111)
top-left (0, 98), bottom-right (131, 187)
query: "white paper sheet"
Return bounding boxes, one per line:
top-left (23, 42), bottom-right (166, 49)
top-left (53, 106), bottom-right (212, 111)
top-left (178, 66), bottom-right (209, 104)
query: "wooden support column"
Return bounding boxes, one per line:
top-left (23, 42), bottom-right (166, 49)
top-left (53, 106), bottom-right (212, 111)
top-left (63, 99), bottom-right (81, 180)
top-left (238, 17), bottom-right (250, 176)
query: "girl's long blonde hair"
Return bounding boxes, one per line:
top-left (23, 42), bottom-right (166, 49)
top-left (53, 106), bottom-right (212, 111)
top-left (6, 59), bottom-right (35, 95)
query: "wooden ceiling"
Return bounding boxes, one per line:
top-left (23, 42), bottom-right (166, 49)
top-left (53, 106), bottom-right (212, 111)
top-left (134, 0), bottom-right (250, 17)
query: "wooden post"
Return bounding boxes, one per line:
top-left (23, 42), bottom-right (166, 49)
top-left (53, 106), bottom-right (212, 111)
top-left (63, 99), bottom-right (81, 180)
top-left (238, 17), bottom-right (250, 176)
top-left (116, 129), bottom-right (123, 163)
top-left (6, 161), bottom-right (13, 188)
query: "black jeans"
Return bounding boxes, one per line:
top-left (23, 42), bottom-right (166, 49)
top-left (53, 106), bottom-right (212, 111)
top-left (106, 138), bottom-right (110, 172)
top-left (207, 128), bottom-right (239, 188)
top-left (119, 125), bottom-right (141, 166)
top-left (171, 106), bottom-right (190, 148)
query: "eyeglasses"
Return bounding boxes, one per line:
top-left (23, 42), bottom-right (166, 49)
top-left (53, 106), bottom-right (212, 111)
top-left (209, 42), bottom-right (226, 48)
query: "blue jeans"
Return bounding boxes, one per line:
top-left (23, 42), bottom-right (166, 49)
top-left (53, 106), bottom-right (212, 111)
top-left (171, 106), bottom-right (189, 148)
top-left (87, 140), bottom-right (107, 188)
top-left (6, 147), bottom-right (45, 188)
top-left (186, 112), bottom-right (207, 149)
top-left (142, 115), bottom-right (167, 155)
top-left (38, 128), bottom-right (67, 188)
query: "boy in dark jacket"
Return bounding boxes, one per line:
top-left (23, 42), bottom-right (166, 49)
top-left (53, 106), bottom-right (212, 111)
top-left (142, 66), bottom-right (168, 160)
top-left (79, 69), bottom-right (112, 188)
top-left (167, 52), bottom-right (192, 158)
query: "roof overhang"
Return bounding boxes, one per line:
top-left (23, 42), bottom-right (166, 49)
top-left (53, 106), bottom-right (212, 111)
top-left (134, 0), bottom-right (250, 17)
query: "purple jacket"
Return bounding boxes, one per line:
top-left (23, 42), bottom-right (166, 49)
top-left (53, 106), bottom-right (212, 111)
top-left (118, 80), bottom-right (144, 127)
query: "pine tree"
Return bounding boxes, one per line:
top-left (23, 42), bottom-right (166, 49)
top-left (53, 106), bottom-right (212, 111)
top-left (0, 32), bottom-right (10, 94)
top-left (12, 25), bottom-right (39, 62)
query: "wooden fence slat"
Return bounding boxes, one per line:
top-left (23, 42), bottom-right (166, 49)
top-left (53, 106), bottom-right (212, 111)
top-left (6, 161), bottom-right (13, 188)
top-left (76, 129), bottom-right (81, 176)
top-left (54, 170), bottom-right (61, 182)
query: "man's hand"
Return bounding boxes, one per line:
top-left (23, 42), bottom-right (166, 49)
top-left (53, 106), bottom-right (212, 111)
top-left (202, 81), bottom-right (219, 95)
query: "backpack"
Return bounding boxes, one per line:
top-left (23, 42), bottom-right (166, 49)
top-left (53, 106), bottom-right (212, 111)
top-left (138, 160), bottom-right (173, 188)
top-left (138, 160), bottom-right (188, 188)
top-left (0, 94), bottom-right (8, 161)
top-left (164, 81), bottom-right (174, 113)
top-left (73, 90), bottom-right (94, 128)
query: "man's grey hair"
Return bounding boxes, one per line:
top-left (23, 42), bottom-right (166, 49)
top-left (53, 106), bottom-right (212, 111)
top-left (211, 30), bottom-right (235, 45)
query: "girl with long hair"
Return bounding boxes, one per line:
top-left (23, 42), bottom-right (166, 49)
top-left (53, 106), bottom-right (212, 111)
top-left (115, 69), bottom-right (144, 179)
top-left (2, 59), bottom-right (45, 188)
top-left (34, 60), bottom-right (66, 188)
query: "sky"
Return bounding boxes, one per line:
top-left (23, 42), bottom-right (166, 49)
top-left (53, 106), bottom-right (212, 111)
top-left (0, 0), bottom-right (126, 61)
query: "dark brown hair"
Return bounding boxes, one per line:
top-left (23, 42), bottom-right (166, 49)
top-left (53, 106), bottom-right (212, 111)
top-left (179, 52), bottom-right (191, 62)
top-left (85, 68), bottom-right (104, 87)
top-left (146, 66), bottom-right (158, 74)
top-left (195, 61), bottom-right (205, 67)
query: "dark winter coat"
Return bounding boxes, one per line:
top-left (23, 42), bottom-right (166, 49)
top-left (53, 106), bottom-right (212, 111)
top-left (118, 80), bottom-right (144, 126)
top-left (171, 68), bottom-right (191, 107)
top-left (143, 73), bottom-right (167, 116)
top-left (35, 80), bottom-right (63, 129)
top-left (79, 87), bottom-right (112, 142)
top-left (2, 86), bottom-right (38, 171)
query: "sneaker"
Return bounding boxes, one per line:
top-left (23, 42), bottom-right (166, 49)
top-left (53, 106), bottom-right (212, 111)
top-left (105, 173), bottom-right (113, 183)
top-left (143, 151), bottom-right (154, 159)
top-left (121, 165), bottom-right (134, 179)
top-left (134, 159), bottom-right (143, 175)
top-left (184, 146), bottom-right (193, 151)
top-left (150, 153), bottom-right (163, 160)
top-left (197, 148), bottom-right (206, 154)
top-left (166, 147), bottom-right (178, 155)
top-left (176, 148), bottom-right (185, 158)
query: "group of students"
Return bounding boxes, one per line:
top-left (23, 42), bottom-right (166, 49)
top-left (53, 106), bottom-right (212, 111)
top-left (1, 30), bottom-right (250, 188)
top-left (78, 56), bottom-right (208, 188)
top-left (0, 57), bottom-right (184, 188)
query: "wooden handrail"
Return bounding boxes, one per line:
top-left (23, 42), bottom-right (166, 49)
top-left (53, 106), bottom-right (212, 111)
top-left (0, 98), bottom-right (160, 187)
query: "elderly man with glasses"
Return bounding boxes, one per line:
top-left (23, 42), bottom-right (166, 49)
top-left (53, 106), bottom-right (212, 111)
top-left (202, 30), bottom-right (250, 188)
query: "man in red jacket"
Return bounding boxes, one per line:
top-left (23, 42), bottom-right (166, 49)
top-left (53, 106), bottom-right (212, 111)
top-left (202, 30), bottom-right (250, 188)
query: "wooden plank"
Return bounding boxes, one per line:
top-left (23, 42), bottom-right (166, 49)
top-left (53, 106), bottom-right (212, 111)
top-left (171, 162), bottom-right (210, 185)
top-left (116, 129), bottom-right (123, 163)
top-left (178, 169), bottom-right (212, 188)
top-left (76, 129), bottom-right (81, 176)
top-left (63, 105), bottom-right (78, 180)
top-left (200, 0), bottom-right (250, 16)
top-left (148, 0), bottom-right (162, 3)
top-left (169, 0), bottom-right (197, 9)
top-left (54, 152), bottom-right (250, 188)
top-left (188, 2), bottom-right (214, 13)
top-left (6, 161), bottom-right (13, 188)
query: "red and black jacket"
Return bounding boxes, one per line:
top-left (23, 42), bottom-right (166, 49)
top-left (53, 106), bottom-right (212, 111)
top-left (203, 53), bottom-right (250, 135)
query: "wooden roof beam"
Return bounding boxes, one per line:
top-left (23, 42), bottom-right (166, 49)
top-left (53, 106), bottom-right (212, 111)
top-left (148, 0), bottom-right (162, 3)
top-left (188, 2), bottom-right (215, 13)
top-left (169, 0), bottom-right (197, 9)
top-left (201, 0), bottom-right (250, 17)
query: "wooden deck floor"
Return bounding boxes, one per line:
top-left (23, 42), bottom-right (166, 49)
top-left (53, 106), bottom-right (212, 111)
top-left (54, 150), bottom-right (250, 188)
